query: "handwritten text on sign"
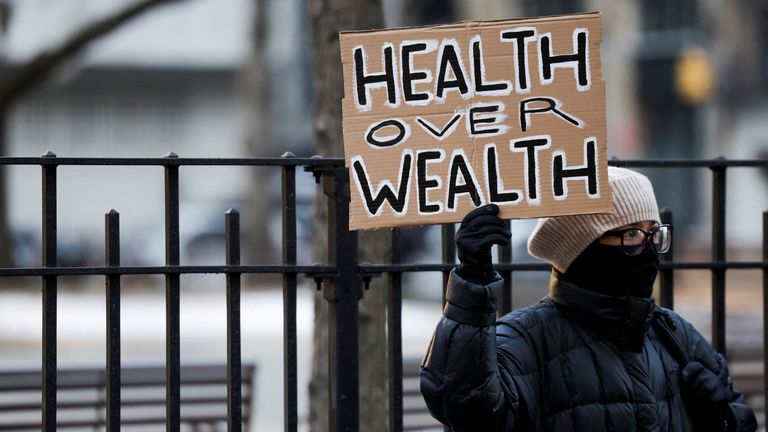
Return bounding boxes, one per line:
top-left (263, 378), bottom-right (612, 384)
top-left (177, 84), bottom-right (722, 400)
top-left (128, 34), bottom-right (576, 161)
top-left (340, 13), bottom-right (611, 230)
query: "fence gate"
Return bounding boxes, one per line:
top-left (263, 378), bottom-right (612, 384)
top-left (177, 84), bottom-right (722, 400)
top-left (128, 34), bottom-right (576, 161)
top-left (0, 153), bottom-right (767, 431)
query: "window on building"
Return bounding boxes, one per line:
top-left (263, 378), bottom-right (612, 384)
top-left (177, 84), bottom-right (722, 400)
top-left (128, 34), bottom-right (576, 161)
top-left (639, 0), bottom-right (699, 32)
top-left (521, 0), bottom-right (582, 17)
top-left (636, 0), bottom-right (702, 233)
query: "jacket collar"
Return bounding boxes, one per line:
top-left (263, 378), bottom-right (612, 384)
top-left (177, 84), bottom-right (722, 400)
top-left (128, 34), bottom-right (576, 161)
top-left (548, 272), bottom-right (656, 352)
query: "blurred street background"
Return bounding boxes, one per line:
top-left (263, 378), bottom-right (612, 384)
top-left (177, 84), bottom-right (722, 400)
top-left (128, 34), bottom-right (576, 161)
top-left (0, 0), bottom-right (767, 431)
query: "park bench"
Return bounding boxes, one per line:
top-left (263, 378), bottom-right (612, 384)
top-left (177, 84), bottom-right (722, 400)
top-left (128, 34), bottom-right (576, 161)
top-left (0, 363), bottom-right (256, 431)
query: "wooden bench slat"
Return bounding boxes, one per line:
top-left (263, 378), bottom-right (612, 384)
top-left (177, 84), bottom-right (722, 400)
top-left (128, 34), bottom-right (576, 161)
top-left (0, 364), bottom-right (256, 391)
top-left (0, 415), bottom-right (248, 431)
top-left (0, 363), bottom-right (256, 430)
top-left (0, 395), bottom-right (253, 411)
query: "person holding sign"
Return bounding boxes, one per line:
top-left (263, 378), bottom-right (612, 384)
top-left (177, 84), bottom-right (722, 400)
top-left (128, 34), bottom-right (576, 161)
top-left (420, 167), bottom-right (757, 431)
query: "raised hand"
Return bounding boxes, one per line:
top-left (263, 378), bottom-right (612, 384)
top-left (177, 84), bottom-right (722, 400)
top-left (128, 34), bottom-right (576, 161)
top-left (455, 204), bottom-right (511, 284)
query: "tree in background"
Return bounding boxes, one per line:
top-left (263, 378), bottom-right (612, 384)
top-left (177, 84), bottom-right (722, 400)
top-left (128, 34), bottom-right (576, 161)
top-left (0, 0), bottom-right (184, 267)
top-left (308, 0), bottom-right (389, 431)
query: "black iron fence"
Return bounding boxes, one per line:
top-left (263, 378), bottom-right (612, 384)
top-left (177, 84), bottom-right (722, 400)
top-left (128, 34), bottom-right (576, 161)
top-left (0, 153), bottom-right (766, 432)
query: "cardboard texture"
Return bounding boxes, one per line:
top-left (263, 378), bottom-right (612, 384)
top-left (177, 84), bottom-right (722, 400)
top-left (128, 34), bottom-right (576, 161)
top-left (340, 12), bottom-right (612, 230)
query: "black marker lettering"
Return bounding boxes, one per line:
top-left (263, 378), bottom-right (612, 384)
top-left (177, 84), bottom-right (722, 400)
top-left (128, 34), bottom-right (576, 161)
top-left (417, 150), bottom-right (443, 214)
top-left (552, 138), bottom-right (599, 198)
top-left (435, 43), bottom-right (469, 98)
top-left (500, 28), bottom-right (536, 91)
top-left (511, 136), bottom-right (551, 201)
top-left (469, 104), bottom-right (502, 135)
top-left (471, 38), bottom-right (510, 94)
top-left (365, 118), bottom-right (409, 148)
top-left (539, 29), bottom-right (589, 88)
top-left (485, 144), bottom-right (520, 203)
top-left (401, 42), bottom-right (430, 102)
top-left (519, 97), bottom-right (583, 132)
top-left (416, 114), bottom-right (461, 139)
top-left (352, 152), bottom-right (412, 215)
top-left (354, 45), bottom-right (397, 107)
top-left (446, 152), bottom-right (482, 210)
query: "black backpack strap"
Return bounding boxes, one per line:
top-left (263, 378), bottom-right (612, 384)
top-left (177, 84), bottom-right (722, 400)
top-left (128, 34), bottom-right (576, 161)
top-left (652, 309), bottom-right (744, 432)
top-left (651, 308), bottom-right (691, 365)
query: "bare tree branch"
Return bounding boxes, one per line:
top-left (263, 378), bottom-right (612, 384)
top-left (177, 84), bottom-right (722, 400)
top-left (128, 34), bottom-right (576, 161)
top-left (0, 0), bottom-right (185, 267)
top-left (0, 0), bottom-right (184, 108)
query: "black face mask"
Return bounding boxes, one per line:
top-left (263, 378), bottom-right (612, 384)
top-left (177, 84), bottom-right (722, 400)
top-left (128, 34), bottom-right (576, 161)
top-left (561, 240), bottom-right (660, 298)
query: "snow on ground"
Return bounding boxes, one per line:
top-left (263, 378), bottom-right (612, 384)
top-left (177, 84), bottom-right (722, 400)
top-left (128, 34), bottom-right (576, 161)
top-left (0, 277), bottom-right (443, 432)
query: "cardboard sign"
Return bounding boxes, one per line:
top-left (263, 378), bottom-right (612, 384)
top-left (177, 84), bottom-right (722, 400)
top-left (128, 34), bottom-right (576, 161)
top-left (340, 12), bottom-right (611, 230)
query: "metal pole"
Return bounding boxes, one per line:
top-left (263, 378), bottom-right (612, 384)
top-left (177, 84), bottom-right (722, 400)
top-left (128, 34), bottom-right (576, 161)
top-left (164, 152), bottom-right (181, 432)
top-left (41, 151), bottom-right (57, 431)
top-left (499, 220), bottom-right (512, 315)
top-left (105, 210), bottom-right (121, 432)
top-left (710, 165), bottom-right (726, 354)
top-left (281, 155), bottom-right (298, 432)
top-left (441, 224), bottom-right (455, 308)
top-left (225, 209), bottom-right (242, 432)
top-left (440, 223), bottom-right (455, 432)
top-left (323, 168), bottom-right (360, 432)
top-left (762, 211), bottom-right (767, 412)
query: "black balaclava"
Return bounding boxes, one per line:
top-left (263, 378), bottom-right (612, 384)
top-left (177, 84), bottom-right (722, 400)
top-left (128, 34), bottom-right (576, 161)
top-left (560, 239), bottom-right (660, 298)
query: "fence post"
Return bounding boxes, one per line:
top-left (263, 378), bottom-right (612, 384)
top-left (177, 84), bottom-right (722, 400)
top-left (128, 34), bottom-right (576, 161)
top-left (41, 150), bottom-right (57, 432)
top-left (499, 220), bottom-right (512, 315)
top-left (105, 210), bottom-right (121, 432)
top-left (281, 153), bottom-right (299, 432)
top-left (710, 164), bottom-right (726, 354)
top-left (323, 167), bottom-right (360, 432)
top-left (225, 209), bottom-right (242, 432)
top-left (441, 224), bottom-right (455, 308)
top-left (164, 151), bottom-right (181, 432)
top-left (388, 228), bottom-right (403, 432)
top-left (762, 210), bottom-right (767, 412)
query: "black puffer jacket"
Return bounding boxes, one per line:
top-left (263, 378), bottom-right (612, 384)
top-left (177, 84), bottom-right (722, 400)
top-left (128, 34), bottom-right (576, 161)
top-left (420, 271), bottom-right (757, 431)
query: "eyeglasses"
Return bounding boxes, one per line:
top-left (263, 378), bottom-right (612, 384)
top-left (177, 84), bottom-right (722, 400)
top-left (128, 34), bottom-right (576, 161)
top-left (601, 224), bottom-right (672, 256)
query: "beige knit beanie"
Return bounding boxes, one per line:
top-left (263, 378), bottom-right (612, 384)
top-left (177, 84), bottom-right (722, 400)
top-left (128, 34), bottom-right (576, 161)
top-left (527, 167), bottom-right (660, 272)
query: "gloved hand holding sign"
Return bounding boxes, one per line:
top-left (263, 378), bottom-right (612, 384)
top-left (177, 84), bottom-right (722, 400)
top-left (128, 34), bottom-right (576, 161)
top-left (455, 204), bottom-right (511, 285)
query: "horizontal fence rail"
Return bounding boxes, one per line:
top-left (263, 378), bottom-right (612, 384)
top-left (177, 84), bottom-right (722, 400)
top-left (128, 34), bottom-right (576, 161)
top-left (0, 156), bottom-right (346, 167)
top-left (3, 155), bottom-right (768, 167)
top-left (2, 261), bottom-right (766, 278)
top-left (0, 154), bottom-right (767, 432)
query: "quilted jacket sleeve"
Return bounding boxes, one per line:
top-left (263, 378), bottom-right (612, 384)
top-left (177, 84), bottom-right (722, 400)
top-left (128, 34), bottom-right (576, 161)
top-left (419, 270), bottom-right (519, 432)
top-left (670, 310), bottom-right (758, 432)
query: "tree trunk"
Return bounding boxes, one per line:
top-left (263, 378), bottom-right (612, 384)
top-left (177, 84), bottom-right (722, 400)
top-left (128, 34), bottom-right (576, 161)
top-left (308, 0), bottom-right (386, 431)
top-left (0, 107), bottom-right (9, 267)
top-left (242, 0), bottom-right (276, 265)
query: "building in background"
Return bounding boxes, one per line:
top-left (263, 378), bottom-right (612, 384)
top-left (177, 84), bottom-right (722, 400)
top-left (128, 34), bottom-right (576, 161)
top-left (2, 0), bottom-right (266, 266)
top-left (3, 0), bottom-right (767, 268)
top-left (452, 0), bottom-right (768, 251)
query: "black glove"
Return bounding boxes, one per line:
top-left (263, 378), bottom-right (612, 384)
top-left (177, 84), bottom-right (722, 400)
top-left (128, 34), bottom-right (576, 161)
top-left (681, 360), bottom-right (735, 431)
top-left (455, 204), bottom-right (511, 285)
